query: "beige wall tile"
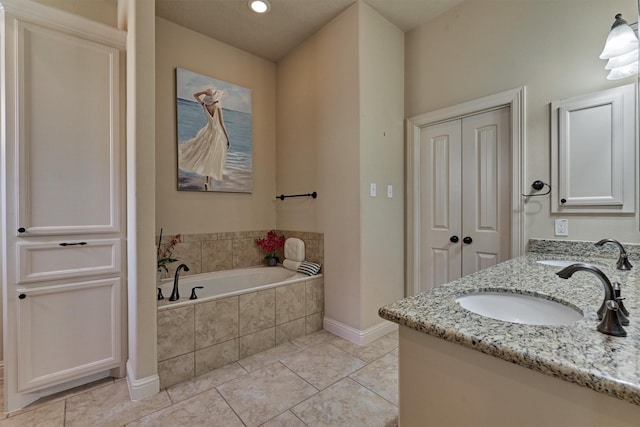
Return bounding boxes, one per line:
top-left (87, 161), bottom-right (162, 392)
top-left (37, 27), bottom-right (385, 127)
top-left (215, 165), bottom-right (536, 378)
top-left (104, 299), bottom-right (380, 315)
top-left (195, 296), bottom-right (239, 349)
top-left (305, 278), bottom-right (324, 315)
top-left (233, 238), bottom-right (264, 268)
top-left (306, 312), bottom-right (323, 334)
top-left (158, 353), bottom-right (195, 389)
top-left (202, 239), bottom-right (233, 272)
top-left (239, 328), bottom-right (276, 359)
top-left (276, 282), bottom-right (305, 324)
top-left (276, 318), bottom-right (306, 345)
top-left (239, 289), bottom-right (275, 335)
top-left (164, 241), bottom-right (202, 277)
top-left (195, 339), bottom-right (239, 376)
top-left (157, 306), bottom-right (195, 361)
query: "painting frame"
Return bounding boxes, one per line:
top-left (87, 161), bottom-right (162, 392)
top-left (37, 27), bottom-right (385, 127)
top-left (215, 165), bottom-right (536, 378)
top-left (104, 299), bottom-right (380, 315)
top-left (175, 67), bottom-right (253, 193)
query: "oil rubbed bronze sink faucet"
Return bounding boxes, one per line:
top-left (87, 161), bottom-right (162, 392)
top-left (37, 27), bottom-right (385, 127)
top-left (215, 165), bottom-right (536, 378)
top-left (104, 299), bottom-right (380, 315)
top-left (595, 238), bottom-right (633, 270)
top-left (557, 263), bottom-right (627, 337)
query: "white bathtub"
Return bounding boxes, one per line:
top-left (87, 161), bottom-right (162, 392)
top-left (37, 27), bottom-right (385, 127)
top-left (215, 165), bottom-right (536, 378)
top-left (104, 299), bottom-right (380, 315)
top-left (157, 266), bottom-right (315, 310)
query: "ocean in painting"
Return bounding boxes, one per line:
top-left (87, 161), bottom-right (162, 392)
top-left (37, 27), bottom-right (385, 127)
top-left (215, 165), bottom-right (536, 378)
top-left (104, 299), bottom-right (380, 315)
top-left (177, 97), bottom-right (253, 193)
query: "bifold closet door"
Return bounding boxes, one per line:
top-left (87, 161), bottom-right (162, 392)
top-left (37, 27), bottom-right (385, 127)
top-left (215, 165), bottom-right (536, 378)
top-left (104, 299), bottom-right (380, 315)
top-left (419, 108), bottom-right (510, 292)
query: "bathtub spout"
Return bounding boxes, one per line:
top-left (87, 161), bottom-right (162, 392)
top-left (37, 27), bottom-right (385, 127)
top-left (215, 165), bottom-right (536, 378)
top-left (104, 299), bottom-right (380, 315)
top-left (169, 264), bottom-right (190, 301)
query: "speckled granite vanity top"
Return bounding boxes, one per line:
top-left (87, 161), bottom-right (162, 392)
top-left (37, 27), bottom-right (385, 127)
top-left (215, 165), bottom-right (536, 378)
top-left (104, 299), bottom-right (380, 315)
top-left (379, 239), bottom-right (640, 406)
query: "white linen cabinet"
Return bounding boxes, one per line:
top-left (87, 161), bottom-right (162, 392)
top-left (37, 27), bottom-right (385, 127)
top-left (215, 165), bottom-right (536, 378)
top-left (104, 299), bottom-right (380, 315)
top-left (0, 0), bottom-right (126, 412)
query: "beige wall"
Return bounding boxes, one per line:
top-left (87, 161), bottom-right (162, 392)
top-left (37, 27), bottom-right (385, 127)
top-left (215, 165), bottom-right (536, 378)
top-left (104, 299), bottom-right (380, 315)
top-left (359, 4), bottom-right (405, 329)
top-left (156, 18), bottom-right (277, 236)
top-left (276, 2), bottom-right (405, 332)
top-left (405, 0), bottom-right (640, 244)
top-left (277, 4), bottom-right (362, 329)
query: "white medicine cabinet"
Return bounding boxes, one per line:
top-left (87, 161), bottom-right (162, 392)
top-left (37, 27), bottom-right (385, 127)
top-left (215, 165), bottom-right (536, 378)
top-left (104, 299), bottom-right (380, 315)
top-left (550, 83), bottom-right (636, 214)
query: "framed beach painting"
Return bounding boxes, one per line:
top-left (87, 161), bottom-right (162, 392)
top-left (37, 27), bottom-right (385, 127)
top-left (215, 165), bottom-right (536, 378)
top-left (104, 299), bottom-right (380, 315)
top-left (176, 67), bottom-right (253, 193)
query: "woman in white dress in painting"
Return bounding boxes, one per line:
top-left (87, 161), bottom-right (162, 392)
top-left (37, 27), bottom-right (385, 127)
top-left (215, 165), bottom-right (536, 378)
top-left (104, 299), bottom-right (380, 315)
top-left (179, 88), bottom-right (231, 190)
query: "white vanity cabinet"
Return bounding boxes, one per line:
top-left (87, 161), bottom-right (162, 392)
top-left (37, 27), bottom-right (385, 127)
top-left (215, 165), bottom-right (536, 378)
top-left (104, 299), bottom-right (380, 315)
top-left (0, 0), bottom-right (126, 411)
top-left (551, 83), bottom-right (636, 213)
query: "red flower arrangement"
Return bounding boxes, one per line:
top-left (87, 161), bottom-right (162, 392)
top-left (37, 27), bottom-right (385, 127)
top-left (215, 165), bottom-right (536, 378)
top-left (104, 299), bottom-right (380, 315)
top-left (256, 230), bottom-right (285, 263)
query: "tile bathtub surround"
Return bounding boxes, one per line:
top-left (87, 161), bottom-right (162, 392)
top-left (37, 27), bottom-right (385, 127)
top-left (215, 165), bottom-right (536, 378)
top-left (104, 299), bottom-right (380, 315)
top-left (379, 250), bottom-right (640, 406)
top-left (157, 230), bottom-right (324, 279)
top-left (157, 275), bottom-right (324, 389)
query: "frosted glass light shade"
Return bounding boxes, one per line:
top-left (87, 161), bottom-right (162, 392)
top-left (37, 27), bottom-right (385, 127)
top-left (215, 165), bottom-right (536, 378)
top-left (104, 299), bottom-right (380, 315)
top-left (607, 61), bottom-right (639, 80)
top-left (605, 49), bottom-right (639, 70)
top-left (600, 15), bottom-right (638, 59)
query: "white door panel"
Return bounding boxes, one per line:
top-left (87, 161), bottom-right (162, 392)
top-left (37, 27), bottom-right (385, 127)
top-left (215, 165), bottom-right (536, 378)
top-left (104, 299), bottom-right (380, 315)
top-left (420, 121), bottom-right (461, 291)
top-left (420, 108), bottom-right (511, 291)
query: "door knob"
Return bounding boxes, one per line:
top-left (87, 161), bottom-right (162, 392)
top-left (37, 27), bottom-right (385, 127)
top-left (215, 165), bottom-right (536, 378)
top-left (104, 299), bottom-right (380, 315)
top-left (450, 236), bottom-right (459, 243)
top-left (463, 236), bottom-right (473, 244)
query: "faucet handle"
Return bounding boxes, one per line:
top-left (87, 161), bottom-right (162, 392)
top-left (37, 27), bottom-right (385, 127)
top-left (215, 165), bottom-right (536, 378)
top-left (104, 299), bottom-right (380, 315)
top-left (613, 282), bottom-right (630, 318)
top-left (190, 286), bottom-right (204, 300)
top-left (616, 253), bottom-right (633, 271)
top-left (597, 300), bottom-right (627, 337)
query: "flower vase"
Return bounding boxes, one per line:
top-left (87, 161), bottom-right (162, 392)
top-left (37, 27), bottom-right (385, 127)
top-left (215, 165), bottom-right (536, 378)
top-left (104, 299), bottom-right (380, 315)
top-left (267, 256), bottom-right (278, 267)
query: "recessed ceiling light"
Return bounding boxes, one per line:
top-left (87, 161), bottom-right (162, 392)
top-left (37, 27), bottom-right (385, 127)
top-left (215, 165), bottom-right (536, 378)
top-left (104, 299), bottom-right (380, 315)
top-left (249, 0), bottom-right (270, 14)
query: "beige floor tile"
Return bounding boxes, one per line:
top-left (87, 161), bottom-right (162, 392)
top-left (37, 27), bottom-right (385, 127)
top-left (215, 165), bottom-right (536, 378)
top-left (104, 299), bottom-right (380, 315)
top-left (259, 410), bottom-right (305, 426)
top-left (280, 342), bottom-right (366, 390)
top-left (292, 378), bottom-right (398, 427)
top-left (350, 353), bottom-right (398, 405)
top-left (167, 362), bottom-right (247, 403)
top-left (64, 380), bottom-right (172, 427)
top-left (386, 329), bottom-right (399, 341)
top-left (329, 335), bottom-right (398, 362)
top-left (391, 347), bottom-right (399, 356)
top-left (0, 401), bottom-right (64, 427)
top-left (238, 342), bottom-right (302, 372)
top-left (126, 388), bottom-right (244, 427)
top-left (6, 377), bottom-right (114, 419)
top-left (217, 362), bottom-right (317, 427)
top-left (290, 329), bottom-right (334, 349)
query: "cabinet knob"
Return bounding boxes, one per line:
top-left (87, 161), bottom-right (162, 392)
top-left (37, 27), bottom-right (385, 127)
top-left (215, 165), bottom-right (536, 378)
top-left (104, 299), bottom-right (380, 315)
top-left (450, 236), bottom-right (459, 243)
top-left (18, 227), bottom-right (26, 233)
top-left (18, 294), bottom-right (26, 299)
top-left (463, 236), bottom-right (473, 244)
top-left (560, 198), bottom-right (567, 204)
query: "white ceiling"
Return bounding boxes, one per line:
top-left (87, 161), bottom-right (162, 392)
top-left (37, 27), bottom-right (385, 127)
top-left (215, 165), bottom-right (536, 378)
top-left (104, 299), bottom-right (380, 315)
top-left (155, 0), bottom-right (463, 62)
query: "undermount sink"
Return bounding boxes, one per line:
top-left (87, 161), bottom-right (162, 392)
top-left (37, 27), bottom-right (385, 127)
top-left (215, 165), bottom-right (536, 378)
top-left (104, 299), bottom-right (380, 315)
top-left (455, 291), bottom-right (583, 325)
top-left (537, 259), bottom-right (605, 269)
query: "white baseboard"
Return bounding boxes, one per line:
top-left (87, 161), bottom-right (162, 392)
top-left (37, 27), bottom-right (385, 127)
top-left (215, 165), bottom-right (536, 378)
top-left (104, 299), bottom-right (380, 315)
top-left (324, 317), bottom-right (397, 345)
top-left (126, 359), bottom-right (159, 401)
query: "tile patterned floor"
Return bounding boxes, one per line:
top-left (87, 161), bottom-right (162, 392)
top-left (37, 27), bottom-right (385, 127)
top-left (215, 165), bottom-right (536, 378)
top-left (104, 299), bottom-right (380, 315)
top-left (0, 329), bottom-right (399, 426)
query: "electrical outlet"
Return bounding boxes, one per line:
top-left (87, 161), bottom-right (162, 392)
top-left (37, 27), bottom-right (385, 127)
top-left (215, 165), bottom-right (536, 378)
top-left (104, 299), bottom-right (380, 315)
top-left (370, 183), bottom-right (377, 197)
top-left (555, 219), bottom-right (568, 236)
top-left (387, 185), bottom-right (393, 198)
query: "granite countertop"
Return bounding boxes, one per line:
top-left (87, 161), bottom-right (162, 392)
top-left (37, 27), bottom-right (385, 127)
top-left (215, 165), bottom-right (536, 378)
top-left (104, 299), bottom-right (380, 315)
top-left (379, 239), bottom-right (640, 406)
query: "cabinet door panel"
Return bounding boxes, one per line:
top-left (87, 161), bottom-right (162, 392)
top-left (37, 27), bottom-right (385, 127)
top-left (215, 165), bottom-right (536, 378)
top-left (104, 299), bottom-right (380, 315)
top-left (16, 278), bottom-right (121, 392)
top-left (16, 21), bottom-right (122, 235)
top-left (551, 83), bottom-right (635, 213)
top-left (17, 239), bottom-right (121, 284)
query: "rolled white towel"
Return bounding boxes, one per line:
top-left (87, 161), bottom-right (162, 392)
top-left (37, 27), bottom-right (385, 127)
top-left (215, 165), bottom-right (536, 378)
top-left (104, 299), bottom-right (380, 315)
top-left (283, 259), bottom-right (302, 271)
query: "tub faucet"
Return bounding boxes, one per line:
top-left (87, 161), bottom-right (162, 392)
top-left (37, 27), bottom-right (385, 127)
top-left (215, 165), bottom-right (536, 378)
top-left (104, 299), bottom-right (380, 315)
top-left (169, 264), bottom-right (190, 301)
top-left (595, 238), bottom-right (633, 270)
top-left (556, 263), bottom-right (626, 337)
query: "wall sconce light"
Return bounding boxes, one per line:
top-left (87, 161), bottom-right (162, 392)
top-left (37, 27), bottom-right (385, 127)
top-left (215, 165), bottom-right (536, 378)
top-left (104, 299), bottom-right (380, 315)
top-left (249, 0), bottom-right (270, 14)
top-left (600, 14), bottom-right (639, 80)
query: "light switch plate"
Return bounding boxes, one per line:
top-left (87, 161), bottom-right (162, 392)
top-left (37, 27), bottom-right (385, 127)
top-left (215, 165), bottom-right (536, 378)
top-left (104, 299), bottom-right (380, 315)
top-left (387, 185), bottom-right (393, 198)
